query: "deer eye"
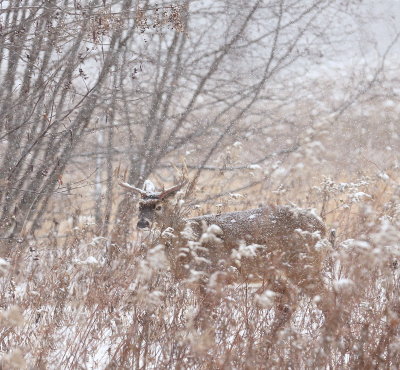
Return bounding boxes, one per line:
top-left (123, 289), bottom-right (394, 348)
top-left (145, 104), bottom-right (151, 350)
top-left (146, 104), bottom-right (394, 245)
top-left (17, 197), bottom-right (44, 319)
top-left (155, 205), bottom-right (162, 211)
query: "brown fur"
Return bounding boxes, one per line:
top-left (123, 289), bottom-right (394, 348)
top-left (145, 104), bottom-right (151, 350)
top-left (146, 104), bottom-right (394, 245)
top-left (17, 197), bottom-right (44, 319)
top-left (121, 181), bottom-right (334, 332)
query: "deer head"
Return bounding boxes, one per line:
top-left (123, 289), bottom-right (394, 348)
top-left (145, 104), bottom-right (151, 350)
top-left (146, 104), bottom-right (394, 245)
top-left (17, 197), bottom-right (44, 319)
top-left (119, 180), bottom-right (186, 229)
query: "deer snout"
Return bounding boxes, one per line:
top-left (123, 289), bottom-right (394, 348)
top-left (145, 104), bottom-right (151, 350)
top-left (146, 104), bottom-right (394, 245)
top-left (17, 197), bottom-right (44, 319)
top-left (137, 218), bottom-right (150, 229)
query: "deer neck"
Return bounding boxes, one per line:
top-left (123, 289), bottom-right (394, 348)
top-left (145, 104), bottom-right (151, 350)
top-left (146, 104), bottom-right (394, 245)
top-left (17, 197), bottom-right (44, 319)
top-left (158, 205), bottom-right (186, 232)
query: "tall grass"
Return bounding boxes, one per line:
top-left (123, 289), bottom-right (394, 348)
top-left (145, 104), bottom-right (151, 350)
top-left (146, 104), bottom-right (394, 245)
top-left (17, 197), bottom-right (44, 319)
top-left (1, 168), bottom-right (399, 369)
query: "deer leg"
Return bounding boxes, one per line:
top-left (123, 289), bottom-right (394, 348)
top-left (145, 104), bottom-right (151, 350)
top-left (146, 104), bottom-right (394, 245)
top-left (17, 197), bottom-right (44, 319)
top-left (300, 274), bottom-right (339, 359)
top-left (301, 274), bottom-right (338, 330)
top-left (273, 283), bottom-right (295, 333)
top-left (193, 283), bottom-right (220, 330)
top-left (258, 278), bottom-right (297, 354)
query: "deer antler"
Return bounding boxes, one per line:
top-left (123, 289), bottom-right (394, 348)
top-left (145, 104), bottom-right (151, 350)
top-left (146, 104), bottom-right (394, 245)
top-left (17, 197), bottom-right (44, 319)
top-left (118, 181), bottom-right (148, 196)
top-left (159, 181), bottom-right (187, 199)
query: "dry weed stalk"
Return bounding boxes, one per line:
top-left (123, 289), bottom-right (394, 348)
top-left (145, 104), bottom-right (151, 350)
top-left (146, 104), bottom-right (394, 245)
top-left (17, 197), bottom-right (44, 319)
top-left (0, 172), bottom-right (399, 368)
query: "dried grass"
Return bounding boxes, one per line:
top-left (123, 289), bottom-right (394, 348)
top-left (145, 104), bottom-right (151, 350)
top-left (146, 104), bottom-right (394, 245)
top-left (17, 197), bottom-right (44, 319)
top-left (1, 168), bottom-right (400, 369)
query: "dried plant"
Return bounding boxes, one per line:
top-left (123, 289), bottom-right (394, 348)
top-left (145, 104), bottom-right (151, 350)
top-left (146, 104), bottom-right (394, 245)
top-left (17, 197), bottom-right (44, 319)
top-left (1, 0), bottom-right (400, 368)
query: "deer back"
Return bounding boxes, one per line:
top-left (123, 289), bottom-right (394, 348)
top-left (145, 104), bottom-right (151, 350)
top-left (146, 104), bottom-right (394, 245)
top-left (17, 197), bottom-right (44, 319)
top-left (172, 205), bottom-right (327, 288)
top-left (186, 205), bottom-right (326, 248)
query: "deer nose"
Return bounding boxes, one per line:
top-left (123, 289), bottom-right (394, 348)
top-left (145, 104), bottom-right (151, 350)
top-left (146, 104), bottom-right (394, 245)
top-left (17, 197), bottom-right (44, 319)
top-left (137, 219), bottom-right (150, 229)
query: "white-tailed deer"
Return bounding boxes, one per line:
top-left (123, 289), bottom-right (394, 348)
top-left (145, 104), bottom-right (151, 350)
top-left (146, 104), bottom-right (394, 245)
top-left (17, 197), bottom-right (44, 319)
top-left (119, 179), bottom-right (333, 333)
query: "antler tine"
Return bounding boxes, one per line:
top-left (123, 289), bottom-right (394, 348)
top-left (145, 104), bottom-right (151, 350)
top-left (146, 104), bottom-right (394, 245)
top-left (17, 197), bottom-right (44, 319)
top-left (119, 181), bottom-right (147, 196)
top-left (159, 181), bottom-right (187, 199)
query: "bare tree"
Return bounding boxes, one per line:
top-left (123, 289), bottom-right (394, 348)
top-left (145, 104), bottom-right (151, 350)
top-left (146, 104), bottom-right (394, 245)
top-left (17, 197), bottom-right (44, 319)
top-left (0, 0), bottom-right (375, 247)
top-left (107, 0), bottom-right (362, 244)
top-left (0, 0), bottom-right (150, 244)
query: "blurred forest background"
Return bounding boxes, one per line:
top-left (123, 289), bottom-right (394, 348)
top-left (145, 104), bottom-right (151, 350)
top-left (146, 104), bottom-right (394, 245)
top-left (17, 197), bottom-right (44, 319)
top-left (0, 0), bottom-right (398, 245)
top-left (1, 0), bottom-right (400, 368)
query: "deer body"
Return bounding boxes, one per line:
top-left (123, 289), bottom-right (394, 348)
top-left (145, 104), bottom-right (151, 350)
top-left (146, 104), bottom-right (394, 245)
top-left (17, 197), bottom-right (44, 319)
top-left (119, 180), bottom-right (334, 332)
top-left (172, 205), bottom-right (326, 291)
top-left (120, 180), bottom-right (327, 287)
top-left (187, 205), bottom-right (325, 247)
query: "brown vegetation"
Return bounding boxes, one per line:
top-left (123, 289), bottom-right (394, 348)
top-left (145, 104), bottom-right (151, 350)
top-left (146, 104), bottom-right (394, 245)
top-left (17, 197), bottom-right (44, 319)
top-left (1, 0), bottom-right (400, 368)
top-left (1, 167), bottom-right (400, 368)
